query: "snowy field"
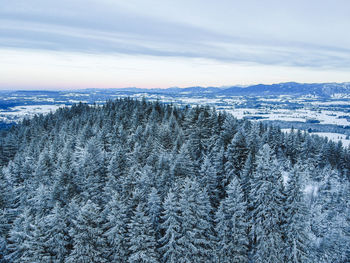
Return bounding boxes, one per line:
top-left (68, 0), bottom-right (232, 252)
top-left (0, 105), bottom-right (67, 123)
top-left (225, 108), bottom-right (350, 126)
top-left (311, 132), bottom-right (350, 147)
top-left (282, 129), bottom-right (350, 148)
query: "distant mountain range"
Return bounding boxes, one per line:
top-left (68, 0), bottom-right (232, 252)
top-left (118, 82), bottom-right (350, 97)
top-left (1, 82), bottom-right (350, 98)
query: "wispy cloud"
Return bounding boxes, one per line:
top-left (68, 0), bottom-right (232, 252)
top-left (1, 0), bottom-right (350, 69)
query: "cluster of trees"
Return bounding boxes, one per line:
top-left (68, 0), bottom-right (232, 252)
top-left (0, 98), bottom-right (349, 262)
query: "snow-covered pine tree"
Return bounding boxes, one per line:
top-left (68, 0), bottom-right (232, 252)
top-left (159, 191), bottom-right (181, 263)
top-left (103, 194), bottom-right (129, 262)
top-left (199, 156), bottom-right (219, 209)
top-left (177, 177), bottom-right (214, 262)
top-left (147, 188), bottom-right (162, 243)
top-left (128, 204), bottom-right (159, 263)
top-left (224, 130), bottom-right (248, 185)
top-left (67, 200), bottom-right (107, 263)
top-left (215, 177), bottom-right (249, 263)
top-left (249, 144), bottom-right (286, 263)
top-left (284, 166), bottom-right (310, 262)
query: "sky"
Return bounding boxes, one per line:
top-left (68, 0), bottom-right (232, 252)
top-left (1, 0), bottom-right (350, 90)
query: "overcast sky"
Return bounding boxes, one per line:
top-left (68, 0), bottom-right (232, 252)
top-left (1, 0), bottom-right (349, 89)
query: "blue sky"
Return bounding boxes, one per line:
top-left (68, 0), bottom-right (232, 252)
top-left (1, 0), bottom-right (349, 89)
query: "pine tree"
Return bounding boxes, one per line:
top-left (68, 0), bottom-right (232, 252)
top-left (22, 215), bottom-right (51, 262)
top-left (6, 209), bottom-right (34, 263)
top-left (147, 188), bottom-right (162, 242)
top-left (103, 194), bottom-right (129, 262)
top-left (45, 204), bottom-right (69, 263)
top-left (171, 143), bottom-right (197, 179)
top-left (67, 200), bottom-right (107, 263)
top-left (128, 204), bottom-right (159, 263)
top-left (159, 191), bottom-right (181, 263)
top-left (177, 178), bottom-right (214, 262)
top-left (0, 235), bottom-right (7, 263)
top-left (310, 168), bottom-right (350, 262)
top-left (215, 177), bottom-right (249, 263)
top-left (284, 166), bottom-right (310, 262)
top-left (75, 137), bottom-right (107, 205)
top-left (249, 144), bottom-right (285, 263)
top-left (199, 156), bottom-right (219, 208)
top-left (224, 130), bottom-right (248, 185)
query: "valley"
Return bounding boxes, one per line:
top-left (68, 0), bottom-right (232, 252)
top-left (1, 82), bottom-right (350, 146)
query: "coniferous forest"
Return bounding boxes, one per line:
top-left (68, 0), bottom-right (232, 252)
top-left (0, 98), bottom-right (349, 262)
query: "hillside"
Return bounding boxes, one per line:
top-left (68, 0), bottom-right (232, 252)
top-left (0, 98), bottom-right (349, 262)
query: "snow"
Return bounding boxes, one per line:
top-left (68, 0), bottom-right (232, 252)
top-left (282, 129), bottom-right (350, 147)
top-left (304, 183), bottom-right (319, 202)
top-left (310, 132), bottom-right (350, 147)
top-left (0, 105), bottom-right (67, 123)
top-left (281, 171), bottom-right (289, 186)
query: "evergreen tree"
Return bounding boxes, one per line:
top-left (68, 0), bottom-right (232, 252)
top-left (128, 204), bottom-right (159, 263)
top-left (45, 204), bottom-right (70, 263)
top-left (67, 200), bottom-right (107, 263)
top-left (177, 178), bottom-right (214, 262)
top-left (159, 191), bottom-right (181, 263)
top-left (103, 194), bottom-right (129, 262)
top-left (199, 156), bottom-right (219, 208)
top-left (147, 188), bottom-right (162, 242)
top-left (284, 166), bottom-right (310, 262)
top-left (75, 137), bottom-right (107, 205)
top-left (249, 144), bottom-right (285, 263)
top-left (6, 209), bottom-right (34, 263)
top-left (215, 177), bottom-right (249, 263)
top-left (224, 130), bottom-right (248, 185)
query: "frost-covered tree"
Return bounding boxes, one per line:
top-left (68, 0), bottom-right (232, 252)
top-left (159, 191), bottom-right (181, 263)
top-left (67, 200), bottom-right (107, 263)
top-left (310, 168), bottom-right (350, 262)
top-left (284, 166), bottom-right (310, 262)
top-left (177, 178), bottom-right (214, 262)
top-left (103, 194), bottom-right (129, 262)
top-left (128, 204), bottom-right (159, 263)
top-left (249, 144), bottom-right (286, 263)
top-left (147, 188), bottom-right (162, 242)
top-left (74, 137), bottom-right (107, 205)
top-left (6, 209), bottom-right (34, 263)
top-left (215, 177), bottom-right (249, 263)
top-left (224, 130), bottom-right (249, 183)
top-left (199, 156), bottom-right (219, 208)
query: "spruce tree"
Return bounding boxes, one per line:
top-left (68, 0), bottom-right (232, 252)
top-left (103, 194), bottom-right (129, 262)
top-left (215, 177), bottom-right (249, 263)
top-left (67, 200), bottom-right (107, 263)
top-left (128, 204), bottom-right (159, 263)
top-left (159, 191), bottom-right (181, 263)
top-left (249, 144), bottom-right (285, 263)
top-left (284, 166), bottom-right (310, 262)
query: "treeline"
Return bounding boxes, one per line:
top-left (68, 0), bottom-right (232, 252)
top-left (0, 98), bottom-right (349, 262)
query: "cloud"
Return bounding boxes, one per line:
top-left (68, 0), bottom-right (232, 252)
top-left (1, 0), bottom-right (350, 69)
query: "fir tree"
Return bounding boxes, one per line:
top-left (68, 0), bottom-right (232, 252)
top-left (284, 166), bottom-right (310, 263)
top-left (103, 194), bottom-right (129, 262)
top-left (215, 177), bottom-right (249, 263)
top-left (128, 204), bottom-right (159, 263)
top-left (159, 191), bottom-right (181, 263)
top-left (249, 144), bottom-right (285, 263)
top-left (67, 200), bottom-right (107, 263)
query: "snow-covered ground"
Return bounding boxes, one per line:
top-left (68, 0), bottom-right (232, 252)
top-left (0, 105), bottom-right (67, 123)
top-left (224, 107), bottom-right (350, 126)
top-left (311, 132), bottom-right (350, 147)
top-left (282, 129), bottom-right (350, 148)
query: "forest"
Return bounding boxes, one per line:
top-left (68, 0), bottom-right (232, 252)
top-left (0, 98), bottom-right (349, 262)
